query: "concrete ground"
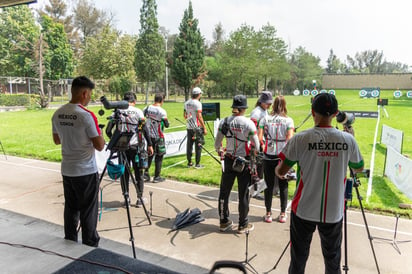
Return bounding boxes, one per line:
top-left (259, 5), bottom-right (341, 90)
top-left (1, 155), bottom-right (412, 273)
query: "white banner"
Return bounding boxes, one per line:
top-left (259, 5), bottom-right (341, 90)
top-left (164, 130), bottom-right (187, 157)
top-left (384, 146), bottom-right (412, 200)
top-left (381, 124), bottom-right (403, 153)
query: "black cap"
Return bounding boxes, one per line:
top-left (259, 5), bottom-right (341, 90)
top-left (231, 95), bottom-right (248, 109)
top-left (312, 93), bottom-right (338, 116)
top-left (258, 91), bottom-right (273, 104)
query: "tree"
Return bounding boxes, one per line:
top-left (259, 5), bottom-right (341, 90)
top-left (39, 0), bottom-right (81, 59)
top-left (218, 24), bottom-right (258, 96)
top-left (0, 5), bottom-right (40, 77)
top-left (170, 0), bottom-right (205, 101)
top-left (289, 46), bottom-right (323, 91)
top-left (40, 15), bottom-right (74, 80)
top-left (206, 22), bottom-right (225, 56)
top-left (326, 49), bottom-right (345, 74)
top-left (255, 24), bottom-right (290, 92)
top-left (135, 0), bottom-right (165, 104)
top-left (73, 0), bottom-right (110, 43)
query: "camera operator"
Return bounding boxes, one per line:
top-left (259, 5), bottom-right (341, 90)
top-left (275, 93), bottom-right (364, 274)
top-left (184, 87), bottom-right (207, 168)
top-left (143, 93), bottom-right (169, 183)
top-left (106, 92), bottom-right (153, 207)
top-left (250, 91), bottom-right (273, 199)
top-left (214, 95), bottom-right (260, 234)
top-left (52, 76), bottom-right (105, 247)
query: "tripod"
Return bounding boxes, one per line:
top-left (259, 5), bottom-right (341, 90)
top-left (0, 139), bottom-right (7, 160)
top-left (343, 169), bottom-right (380, 273)
top-left (372, 214), bottom-right (410, 255)
top-left (99, 129), bottom-right (152, 259)
top-left (239, 229), bottom-right (258, 274)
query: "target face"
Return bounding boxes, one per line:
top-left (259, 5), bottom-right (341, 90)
top-left (329, 90), bottom-right (336, 95)
top-left (407, 91), bottom-right (412, 98)
top-left (393, 90), bottom-right (402, 98)
top-left (311, 90), bottom-right (318, 96)
top-left (359, 90), bottom-right (367, 97)
top-left (303, 89), bottom-right (310, 96)
top-left (293, 89), bottom-right (300, 96)
top-left (371, 90), bottom-right (380, 97)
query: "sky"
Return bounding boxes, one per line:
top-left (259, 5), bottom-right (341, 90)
top-left (33, 0), bottom-right (412, 67)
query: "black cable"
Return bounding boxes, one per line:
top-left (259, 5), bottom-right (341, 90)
top-left (0, 241), bottom-right (133, 274)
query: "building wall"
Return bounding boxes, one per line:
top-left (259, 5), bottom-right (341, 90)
top-left (322, 73), bottom-right (412, 90)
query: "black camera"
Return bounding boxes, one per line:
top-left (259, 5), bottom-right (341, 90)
top-left (336, 111), bottom-right (355, 128)
top-left (100, 96), bottom-right (129, 110)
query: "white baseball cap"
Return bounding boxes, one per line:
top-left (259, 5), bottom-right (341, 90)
top-left (192, 87), bottom-right (202, 95)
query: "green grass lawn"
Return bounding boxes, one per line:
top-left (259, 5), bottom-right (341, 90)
top-left (1, 90), bottom-right (412, 217)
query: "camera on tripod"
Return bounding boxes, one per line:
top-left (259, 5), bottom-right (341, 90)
top-left (336, 111), bottom-right (355, 128)
top-left (345, 169), bottom-right (370, 201)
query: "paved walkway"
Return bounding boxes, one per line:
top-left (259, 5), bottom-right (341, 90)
top-left (1, 155), bottom-right (412, 273)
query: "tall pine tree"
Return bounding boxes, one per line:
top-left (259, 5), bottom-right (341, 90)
top-left (135, 0), bottom-right (165, 104)
top-left (171, 1), bottom-right (204, 101)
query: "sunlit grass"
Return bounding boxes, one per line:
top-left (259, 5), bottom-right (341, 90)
top-left (1, 91), bottom-right (411, 217)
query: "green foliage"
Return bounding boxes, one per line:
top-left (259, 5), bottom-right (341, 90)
top-left (135, 0), bottom-right (165, 104)
top-left (0, 94), bottom-right (32, 106)
top-left (40, 15), bottom-right (74, 80)
top-left (171, 1), bottom-right (205, 100)
top-left (0, 5), bottom-right (40, 77)
top-left (108, 76), bottom-right (133, 97)
top-left (1, 92), bottom-right (412, 217)
top-left (79, 26), bottom-right (135, 81)
top-left (289, 46), bottom-right (323, 91)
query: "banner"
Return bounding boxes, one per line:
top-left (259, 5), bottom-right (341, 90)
top-left (164, 130), bottom-right (187, 157)
top-left (380, 124), bottom-right (403, 153)
top-left (384, 146), bottom-right (412, 200)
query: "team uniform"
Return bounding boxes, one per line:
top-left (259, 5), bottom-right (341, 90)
top-left (116, 105), bottom-right (149, 201)
top-left (215, 115), bottom-right (260, 229)
top-left (144, 104), bottom-right (168, 179)
top-left (52, 103), bottom-right (102, 247)
top-left (184, 98), bottom-right (204, 166)
top-left (259, 114), bottom-right (294, 216)
top-left (279, 126), bottom-right (363, 273)
top-left (250, 106), bottom-right (268, 128)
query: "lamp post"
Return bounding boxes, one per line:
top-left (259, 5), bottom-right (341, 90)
top-left (165, 36), bottom-right (169, 100)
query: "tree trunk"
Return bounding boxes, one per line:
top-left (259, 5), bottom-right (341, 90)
top-left (38, 33), bottom-right (49, 109)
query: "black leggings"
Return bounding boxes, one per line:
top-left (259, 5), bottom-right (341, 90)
top-left (218, 157), bottom-right (251, 227)
top-left (263, 157), bottom-right (288, 213)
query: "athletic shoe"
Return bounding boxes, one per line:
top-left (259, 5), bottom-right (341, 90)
top-left (135, 197), bottom-right (147, 208)
top-left (153, 176), bottom-right (166, 183)
top-left (279, 213), bottom-right (287, 223)
top-left (264, 213), bottom-right (272, 223)
top-left (219, 220), bottom-right (233, 232)
top-left (143, 173), bottom-right (150, 182)
top-left (194, 164), bottom-right (204, 169)
top-left (187, 162), bottom-right (193, 168)
top-left (237, 223), bottom-right (254, 234)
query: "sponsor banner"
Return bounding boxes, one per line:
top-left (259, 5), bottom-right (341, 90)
top-left (342, 111), bottom-right (378, 118)
top-left (381, 124), bottom-right (403, 153)
top-left (384, 146), bottom-right (412, 200)
top-left (164, 130), bottom-right (188, 157)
